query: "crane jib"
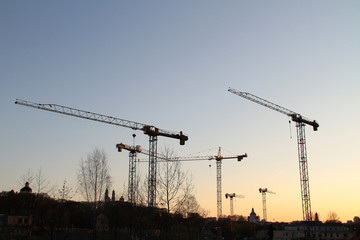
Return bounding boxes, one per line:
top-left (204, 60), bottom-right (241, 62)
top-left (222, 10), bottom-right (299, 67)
top-left (15, 99), bottom-right (189, 144)
top-left (228, 88), bottom-right (319, 131)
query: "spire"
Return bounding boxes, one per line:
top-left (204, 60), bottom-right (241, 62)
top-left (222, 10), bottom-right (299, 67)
top-left (112, 190), bottom-right (115, 202)
top-left (105, 189), bottom-right (110, 202)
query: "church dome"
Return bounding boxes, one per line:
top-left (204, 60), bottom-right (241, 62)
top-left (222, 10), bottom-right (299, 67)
top-left (20, 182), bottom-right (32, 193)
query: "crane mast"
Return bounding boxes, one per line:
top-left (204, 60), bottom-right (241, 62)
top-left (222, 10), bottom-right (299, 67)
top-left (15, 99), bottom-right (188, 208)
top-left (225, 193), bottom-right (244, 216)
top-left (116, 141), bottom-right (171, 205)
top-left (116, 135), bottom-right (140, 205)
top-left (216, 148), bottom-right (222, 219)
top-left (259, 188), bottom-right (275, 221)
top-left (228, 88), bottom-right (318, 221)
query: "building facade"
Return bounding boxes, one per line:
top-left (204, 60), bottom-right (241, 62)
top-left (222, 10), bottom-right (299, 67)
top-left (274, 224), bottom-right (356, 240)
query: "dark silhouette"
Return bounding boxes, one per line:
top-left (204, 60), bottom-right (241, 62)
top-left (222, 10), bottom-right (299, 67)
top-left (0, 188), bottom-right (358, 239)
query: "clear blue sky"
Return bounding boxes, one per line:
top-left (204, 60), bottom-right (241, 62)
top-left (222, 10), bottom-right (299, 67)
top-left (1, 1), bottom-right (359, 222)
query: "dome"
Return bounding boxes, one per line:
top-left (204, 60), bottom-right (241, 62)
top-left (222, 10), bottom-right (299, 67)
top-left (20, 182), bottom-right (32, 193)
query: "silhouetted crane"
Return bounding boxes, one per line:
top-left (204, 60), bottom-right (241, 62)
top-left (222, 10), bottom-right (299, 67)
top-left (15, 99), bottom-right (188, 207)
top-left (259, 188), bottom-right (275, 221)
top-left (118, 143), bottom-right (247, 218)
top-left (225, 193), bottom-right (245, 216)
top-left (228, 87), bottom-right (318, 221)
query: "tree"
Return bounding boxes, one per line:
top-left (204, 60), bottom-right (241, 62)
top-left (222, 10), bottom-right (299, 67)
top-left (313, 212), bottom-right (320, 222)
top-left (176, 195), bottom-right (207, 218)
top-left (18, 168), bottom-right (55, 196)
top-left (326, 211), bottom-right (341, 223)
top-left (58, 179), bottom-right (75, 201)
top-left (157, 147), bottom-right (194, 213)
top-left (18, 169), bottom-right (35, 188)
top-left (34, 167), bottom-right (56, 195)
top-left (136, 175), bottom-right (148, 206)
top-left (77, 148), bottom-right (111, 207)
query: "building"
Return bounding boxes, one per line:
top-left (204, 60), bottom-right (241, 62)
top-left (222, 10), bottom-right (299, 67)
top-left (20, 182), bottom-right (32, 194)
top-left (104, 189), bottom-right (118, 203)
top-left (273, 223), bottom-right (356, 240)
top-left (7, 215), bottom-right (32, 227)
top-left (248, 208), bottom-right (260, 223)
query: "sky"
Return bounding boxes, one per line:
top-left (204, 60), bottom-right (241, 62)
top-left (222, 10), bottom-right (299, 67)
top-left (1, 1), bottom-right (359, 223)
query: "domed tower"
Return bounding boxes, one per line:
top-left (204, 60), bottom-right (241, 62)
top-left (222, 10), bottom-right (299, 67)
top-left (20, 182), bottom-right (32, 194)
top-left (248, 208), bottom-right (260, 223)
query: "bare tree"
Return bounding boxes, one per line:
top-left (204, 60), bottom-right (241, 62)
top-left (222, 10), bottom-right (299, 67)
top-left (77, 148), bottom-right (111, 207)
top-left (326, 211), bottom-right (341, 223)
top-left (157, 147), bottom-right (194, 213)
top-left (34, 168), bottom-right (56, 195)
top-left (58, 179), bottom-right (75, 201)
top-left (18, 169), bottom-right (35, 189)
top-left (18, 168), bottom-right (55, 196)
top-left (136, 175), bottom-right (148, 206)
top-left (175, 194), bottom-right (207, 218)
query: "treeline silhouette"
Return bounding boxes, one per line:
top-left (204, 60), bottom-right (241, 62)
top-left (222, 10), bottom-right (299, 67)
top-left (0, 191), bottom-right (255, 239)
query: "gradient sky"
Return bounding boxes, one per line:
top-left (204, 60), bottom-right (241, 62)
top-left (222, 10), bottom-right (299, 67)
top-left (1, 1), bottom-right (359, 223)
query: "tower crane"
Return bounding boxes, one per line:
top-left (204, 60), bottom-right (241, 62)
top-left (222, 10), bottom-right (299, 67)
top-left (259, 188), bottom-right (275, 221)
top-left (116, 140), bottom-right (170, 205)
top-left (115, 134), bottom-right (141, 205)
top-left (164, 147), bottom-right (247, 219)
top-left (225, 193), bottom-right (244, 216)
top-left (125, 145), bottom-right (247, 218)
top-left (15, 99), bottom-right (188, 208)
top-left (228, 87), bottom-right (318, 221)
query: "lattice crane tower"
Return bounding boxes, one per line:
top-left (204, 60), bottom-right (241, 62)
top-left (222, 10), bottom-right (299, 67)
top-left (225, 193), bottom-right (245, 216)
top-left (228, 88), bottom-right (319, 221)
top-left (259, 188), bottom-right (275, 221)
